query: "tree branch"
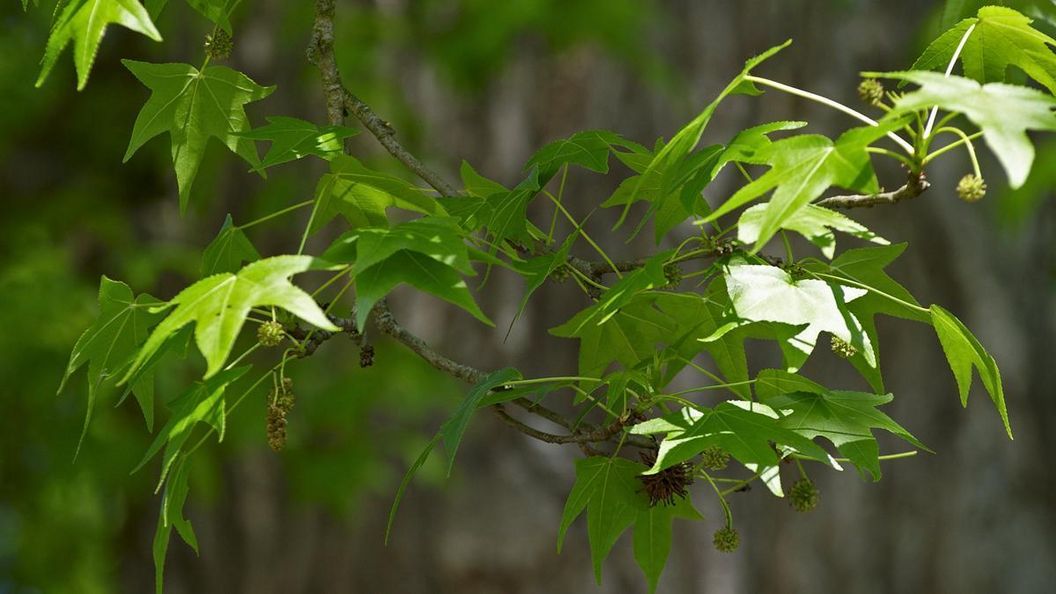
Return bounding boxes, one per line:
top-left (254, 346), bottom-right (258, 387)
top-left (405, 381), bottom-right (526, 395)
top-left (816, 172), bottom-right (929, 209)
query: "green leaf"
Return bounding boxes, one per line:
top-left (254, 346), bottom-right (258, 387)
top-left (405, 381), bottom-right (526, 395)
top-left (737, 203), bottom-right (888, 259)
top-left (36, 0), bottom-right (161, 90)
top-left (134, 366), bottom-right (249, 489)
top-left (482, 170), bottom-right (543, 245)
top-left (146, 0), bottom-right (242, 32)
top-left (459, 160), bottom-right (507, 197)
top-left (525, 130), bottom-right (645, 178)
top-left (59, 277), bottom-right (165, 443)
top-left (311, 155), bottom-right (446, 232)
top-left (126, 256), bottom-right (339, 380)
top-left (509, 234), bottom-right (575, 331)
top-left (913, 7), bottom-right (1056, 95)
top-left (151, 451), bottom-right (205, 593)
top-left (756, 369), bottom-right (926, 480)
top-left (201, 214), bottom-right (260, 275)
top-left (354, 251), bottom-right (492, 330)
top-left (551, 297), bottom-right (677, 378)
top-left (930, 305), bottom-right (1011, 437)
top-left (558, 456), bottom-right (648, 583)
top-left (235, 116), bottom-right (357, 170)
top-left (322, 217), bottom-right (489, 329)
top-left (878, 71), bottom-right (1056, 187)
top-left (385, 434), bottom-right (440, 545)
top-left (122, 60), bottom-right (275, 211)
top-left (557, 251), bottom-right (673, 335)
top-left (631, 401), bottom-right (832, 471)
top-left (626, 40), bottom-right (792, 209)
top-left (704, 124), bottom-right (895, 250)
top-left (722, 263), bottom-right (875, 368)
top-left (633, 496), bottom-right (701, 594)
top-left (804, 243), bottom-right (927, 392)
top-left (439, 368), bottom-right (521, 476)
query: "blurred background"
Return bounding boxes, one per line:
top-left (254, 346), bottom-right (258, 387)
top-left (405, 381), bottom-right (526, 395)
top-left (2, 1), bottom-right (1055, 592)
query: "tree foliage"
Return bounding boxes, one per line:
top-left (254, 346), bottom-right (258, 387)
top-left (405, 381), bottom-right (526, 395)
top-left (23, 1), bottom-right (1052, 591)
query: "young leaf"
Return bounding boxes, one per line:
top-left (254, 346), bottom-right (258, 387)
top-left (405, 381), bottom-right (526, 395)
top-left (311, 156), bottom-right (446, 232)
top-left (704, 124), bottom-right (896, 250)
top-left (36, 0), bottom-right (162, 90)
top-left (931, 305), bottom-right (1011, 437)
top-left (722, 263), bottom-right (875, 368)
top-left (438, 368), bottom-right (521, 476)
top-left (878, 71), bottom-right (1056, 187)
top-left (737, 203), bottom-right (888, 259)
top-left (525, 130), bottom-right (645, 178)
top-left (126, 256), bottom-right (339, 381)
top-left (913, 7), bottom-right (1056, 95)
top-left (201, 214), bottom-right (260, 275)
top-left (152, 455), bottom-right (197, 594)
top-left (626, 40), bottom-right (792, 208)
top-left (551, 297), bottom-right (677, 378)
top-left (631, 401), bottom-right (831, 472)
top-left (633, 496), bottom-right (701, 594)
top-left (122, 60), bottom-right (276, 211)
top-left (557, 456), bottom-right (648, 583)
top-left (353, 251), bottom-right (493, 330)
top-left (236, 116), bottom-right (357, 170)
top-left (756, 369), bottom-right (926, 480)
top-left (59, 277), bottom-right (165, 441)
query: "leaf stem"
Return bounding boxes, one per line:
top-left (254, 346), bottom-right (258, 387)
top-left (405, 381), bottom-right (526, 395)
top-left (744, 75), bottom-right (914, 154)
top-left (544, 191), bottom-right (622, 278)
top-left (923, 129), bottom-right (983, 175)
top-left (923, 23), bottom-right (977, 138)
top-left (237, 200), bottom-right (315, 230)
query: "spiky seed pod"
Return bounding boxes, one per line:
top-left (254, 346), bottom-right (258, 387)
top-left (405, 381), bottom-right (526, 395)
top-left (857, 78), bottom-right (885, 107)
top-left (359, 344), bottom-right (375, 368)
top-left (266, 378), bottom-right (296, 452)
top-left (713, 526), bottom-right (740, 553)
top-left (257, 320), bottom-right (286, 347)
top-left (638, 451), bottom-right (694, 507)
top-left (204, 29), bottom-right (233, 61)
top-left (789, 478), bottom-right (820, 512)
top-left (830, 336), bottom-right (858, 359)
top-left (700, 445), bottom-right (731, 471)
top-left (663, 262), bottom-right (683, 288)
top-left (956, 174), bottom-right (987, 203)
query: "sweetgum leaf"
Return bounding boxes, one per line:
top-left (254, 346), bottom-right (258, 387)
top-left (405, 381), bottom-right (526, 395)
top-left (152, 455), bottom-right (197, 594)
top-left (756, 369), bottom-right (926, 480)
top-left (737, 203), bottom-right (887, 259)
top-left (633, 496), bottom-right (701, 594)
top-left (312, 155), bottom-right (446, 232)
top-left (931, 305), bottom-right (1011, 437)
top-left (439, 368), bottom-right (521, 476)
top-left (526, 130), bottom-right (645, 178)
top-left (551, 297), bottom-right (677, 378)
top-left (126, 256), bottom-right (338, 381)
top-left (913, 7), bottom-right (1056, 94)
top-left (558, 456), bottom-right (648, 583)
top-left (704, 123), bottom-right (898, 250)
top-left (877, 71), bottom-right (1056, 187)
top-left (122, 60), bottom-right (275, 211)
top-left (36, 0), bottom-right (161, 90)
top-left (201, 214), bottom-right (260, 275)
top-left (237, 116), bottom-right (357, 170)
top-left (59, 276), bottom-right (165, 443)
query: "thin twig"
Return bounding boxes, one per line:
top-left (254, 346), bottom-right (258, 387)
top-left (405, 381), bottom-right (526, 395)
top-left (816, 172), bottom-right (929, 209)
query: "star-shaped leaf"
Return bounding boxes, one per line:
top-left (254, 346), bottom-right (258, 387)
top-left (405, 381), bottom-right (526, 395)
top-left (632, 496), bottom-right (701, 594)
top-left (438, 368), bottom-right (521, 476)
top-left (720, 263), bottom-right (875, 367)
top-left (931, 304), bottom-right (1011, 437)
top-left (200, 214), bottom-right (260, 275)
top-left (756, 369), bottom-right (926, 480)
top-left (122, 60), bottom-right (275, 211)
top-left (526, 130), bottom-right (645, 178)
top-left (322, 217), bottom-right (489, 329)
top-left (912, 6), bottom-right (1056, 95)
top-left (704, 124), bottom-right (896, 250)
top-left (631, 401), bottom-right (832, 471)
top-left (551, 297), bottom-right (677, 378)
top-left (59, 276), bottom-right (165, 444)
top-left (737, 203), bottom-right (888, 259)
top-left (311, 156), bottom-right (446, 232)
top-left (145, 0), bottom-right (242, 33)
top-left (236, 116), bottom-right (357, 170)
top-left (877, 71), bottom-right (1056, 187)
top-left (36, 0), bottom-right (161, 90)
top-left (126, 256), bottom-right (338, 380)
